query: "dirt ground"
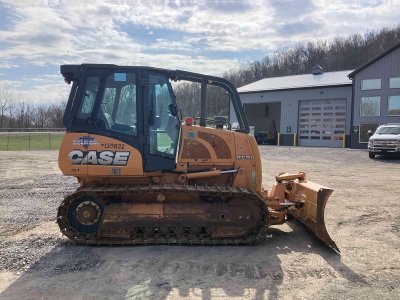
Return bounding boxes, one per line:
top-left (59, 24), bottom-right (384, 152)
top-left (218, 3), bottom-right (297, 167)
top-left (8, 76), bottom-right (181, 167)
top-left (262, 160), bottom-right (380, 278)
top-left (0, 148), bottom-right (399, 300)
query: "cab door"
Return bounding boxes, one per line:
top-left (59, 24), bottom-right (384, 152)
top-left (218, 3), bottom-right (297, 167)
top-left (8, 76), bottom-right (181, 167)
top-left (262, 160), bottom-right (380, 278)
top-left (88, 69), bottom-right (144, 176)
top-left (66, 67), bottom-right (145, 176)
top-left (142, 71), bottom-right (180, 172)
top-left (61, 68), bottom-right (105, 176)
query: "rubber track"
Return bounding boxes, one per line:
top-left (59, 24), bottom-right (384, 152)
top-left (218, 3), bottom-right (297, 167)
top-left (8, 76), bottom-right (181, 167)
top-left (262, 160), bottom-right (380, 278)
top-left (57, 183), bottom-right (269, 245)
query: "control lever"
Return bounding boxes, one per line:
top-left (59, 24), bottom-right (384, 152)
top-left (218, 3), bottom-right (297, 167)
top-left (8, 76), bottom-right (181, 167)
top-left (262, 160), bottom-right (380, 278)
top-left (87, 117), bottom-right (94, 125)
top-left (86, 117), bottom-right (100, 128)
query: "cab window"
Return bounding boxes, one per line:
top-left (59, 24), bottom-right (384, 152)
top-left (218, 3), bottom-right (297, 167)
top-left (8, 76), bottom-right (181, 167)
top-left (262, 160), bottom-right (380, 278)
top-left (97, 73), bottom-right (137, 136)
top-left (148, 74), bottom-right (179, 159)
top-left (77, 76), bottom-right (100, 119)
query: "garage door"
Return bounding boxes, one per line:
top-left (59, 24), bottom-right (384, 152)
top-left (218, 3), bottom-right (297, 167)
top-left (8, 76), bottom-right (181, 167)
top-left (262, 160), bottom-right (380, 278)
top-left (298, 99), bottom-right (346, 147)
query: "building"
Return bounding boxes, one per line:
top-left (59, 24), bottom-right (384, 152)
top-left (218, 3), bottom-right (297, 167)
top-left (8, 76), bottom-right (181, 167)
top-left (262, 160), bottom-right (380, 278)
top-left (230, 41), bottom-right (400, 148)
top-left (229, 66), bottom-right (354, 147)
top-left (348, 42), bottom-right (400, 149)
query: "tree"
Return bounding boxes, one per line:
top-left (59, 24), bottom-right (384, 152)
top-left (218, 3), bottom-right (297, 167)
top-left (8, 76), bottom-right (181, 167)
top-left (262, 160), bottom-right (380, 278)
top-left (361, 98), bottom-right (380, 116)
top-left (174, 24), bottom-right (400, 121)
top-left (0, 87), bottom-right (14, 128)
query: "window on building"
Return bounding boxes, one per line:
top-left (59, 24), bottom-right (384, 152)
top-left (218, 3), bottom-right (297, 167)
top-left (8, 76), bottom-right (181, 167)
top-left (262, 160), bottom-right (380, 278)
top-left (388, 95), bottom-right (400, 116)
top-left (361, 79), bottom-right (381, 90)
top-left (360, 123), bottom-right (379, 143)
top-left (389, 77), bottom-right (400, 89)
top-left (360, 96), bottom-right (380, 116)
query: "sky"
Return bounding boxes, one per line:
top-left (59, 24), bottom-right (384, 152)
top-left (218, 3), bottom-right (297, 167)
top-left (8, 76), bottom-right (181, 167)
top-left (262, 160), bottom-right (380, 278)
top-left (0, 0), bottom-right (399, 103)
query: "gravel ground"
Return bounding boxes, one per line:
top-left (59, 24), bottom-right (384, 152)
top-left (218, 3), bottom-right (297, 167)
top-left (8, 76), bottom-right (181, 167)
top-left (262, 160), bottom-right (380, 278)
top-left (0, 174), bottom-right (77, 238)
top-left (0, 148), bottom-right (399, 300)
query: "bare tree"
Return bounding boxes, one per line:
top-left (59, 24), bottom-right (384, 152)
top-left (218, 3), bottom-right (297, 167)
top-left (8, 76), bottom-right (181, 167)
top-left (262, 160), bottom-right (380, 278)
top-left (361, 98), bottom-right (380, 116)
top-left (175, 24), bottom-right (400, 121)
top-left (2, 24), bottom-right (399, 129)
top-left (0, 87), bottom-right (14, 128)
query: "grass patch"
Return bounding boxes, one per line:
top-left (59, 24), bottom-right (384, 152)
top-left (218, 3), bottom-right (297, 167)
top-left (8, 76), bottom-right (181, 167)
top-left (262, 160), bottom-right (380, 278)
top-left (0, 131), bottom-right (174, 151)
top-left (156, 132), bottom-right (174, 148)
top-left (0, 133), bottom-right (65, 151)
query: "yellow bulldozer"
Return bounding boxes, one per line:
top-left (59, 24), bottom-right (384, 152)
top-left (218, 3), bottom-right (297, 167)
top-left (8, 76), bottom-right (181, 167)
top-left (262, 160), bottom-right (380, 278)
top-left (57, 64), bottom-right (338, 251)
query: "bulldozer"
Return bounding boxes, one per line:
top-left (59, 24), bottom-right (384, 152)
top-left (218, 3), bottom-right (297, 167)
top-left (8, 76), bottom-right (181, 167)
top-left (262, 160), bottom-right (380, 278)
top-left (57, 64), bottom-right (338, 252)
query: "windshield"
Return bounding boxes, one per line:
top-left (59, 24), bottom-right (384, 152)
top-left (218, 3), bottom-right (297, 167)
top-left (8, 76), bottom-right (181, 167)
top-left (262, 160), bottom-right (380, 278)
top-left (375, 127), bottom-right (400, 134)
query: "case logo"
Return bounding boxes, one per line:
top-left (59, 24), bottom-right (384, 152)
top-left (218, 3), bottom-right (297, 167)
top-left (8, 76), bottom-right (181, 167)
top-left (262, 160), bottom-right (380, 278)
top-left (73, 136), bottom-right (99, 149)
top-left (68, 150), bottom-right (130, 166)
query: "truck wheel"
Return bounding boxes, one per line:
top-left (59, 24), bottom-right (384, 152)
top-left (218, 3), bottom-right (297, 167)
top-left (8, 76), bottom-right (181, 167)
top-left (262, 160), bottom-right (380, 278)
top-left (369, 152), bottom-right (375, 159)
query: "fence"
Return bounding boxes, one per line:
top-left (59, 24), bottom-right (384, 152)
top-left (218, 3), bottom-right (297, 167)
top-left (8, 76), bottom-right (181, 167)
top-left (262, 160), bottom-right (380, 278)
top-left (0, 128), bottom-right (66, 132)
top-left (0, 131), bottom-right (66, 151)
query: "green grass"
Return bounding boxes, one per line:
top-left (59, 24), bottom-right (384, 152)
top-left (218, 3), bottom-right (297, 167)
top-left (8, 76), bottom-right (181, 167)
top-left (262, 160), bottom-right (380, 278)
top-left (0, 132), bottom-right (173, 151)
top-left (0, 133), bottom-right (65, 151)
top-left (156, 133), bottom-right (174, 148)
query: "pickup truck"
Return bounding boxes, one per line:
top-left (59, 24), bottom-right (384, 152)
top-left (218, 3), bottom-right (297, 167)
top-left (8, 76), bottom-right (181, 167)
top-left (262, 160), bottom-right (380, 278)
top-left (368, 124), bottom-right (400, 158)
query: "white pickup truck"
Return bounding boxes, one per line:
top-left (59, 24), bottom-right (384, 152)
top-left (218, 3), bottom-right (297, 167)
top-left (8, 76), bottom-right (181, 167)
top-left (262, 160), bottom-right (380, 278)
top-left (368, 124), bottom-right (400, 158)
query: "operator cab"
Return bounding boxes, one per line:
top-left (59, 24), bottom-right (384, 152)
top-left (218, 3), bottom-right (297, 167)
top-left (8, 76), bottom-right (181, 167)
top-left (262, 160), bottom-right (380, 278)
top-left (61, 64), bottom-right (249, 172)
top-left (61, 65), bottom-right (180, 172)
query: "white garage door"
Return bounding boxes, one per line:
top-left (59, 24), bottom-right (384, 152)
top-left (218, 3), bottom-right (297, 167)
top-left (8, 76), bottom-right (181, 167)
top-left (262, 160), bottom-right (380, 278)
top-left (298, 99), bottom-right (346, 147)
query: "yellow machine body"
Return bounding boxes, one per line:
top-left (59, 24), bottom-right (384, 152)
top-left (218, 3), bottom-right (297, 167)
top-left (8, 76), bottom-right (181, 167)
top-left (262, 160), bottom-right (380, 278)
top-left (56, 64), bottom-right (338, 251)
top-left (59, 125), bottom-right (261, 191)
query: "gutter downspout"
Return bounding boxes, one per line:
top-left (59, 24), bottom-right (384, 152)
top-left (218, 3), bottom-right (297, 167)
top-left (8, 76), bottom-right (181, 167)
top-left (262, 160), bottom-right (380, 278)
top-left (350, 76), bottom-right (355, 149)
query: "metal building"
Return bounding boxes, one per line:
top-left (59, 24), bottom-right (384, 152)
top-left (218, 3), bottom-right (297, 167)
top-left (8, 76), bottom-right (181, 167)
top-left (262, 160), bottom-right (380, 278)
top-left (348, 42), bottom-right (400, 149)
top-left (229, 66), bottom-right (353, 147)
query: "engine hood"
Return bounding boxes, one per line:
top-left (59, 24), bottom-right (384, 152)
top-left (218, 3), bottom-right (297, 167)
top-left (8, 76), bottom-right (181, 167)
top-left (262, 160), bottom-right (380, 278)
top-left (371, 134), bottom-right (400, 140)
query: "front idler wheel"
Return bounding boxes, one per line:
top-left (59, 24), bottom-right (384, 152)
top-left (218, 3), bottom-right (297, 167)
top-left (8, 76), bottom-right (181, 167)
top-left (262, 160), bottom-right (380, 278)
top-left (67, 196), bottom-right (105, 233)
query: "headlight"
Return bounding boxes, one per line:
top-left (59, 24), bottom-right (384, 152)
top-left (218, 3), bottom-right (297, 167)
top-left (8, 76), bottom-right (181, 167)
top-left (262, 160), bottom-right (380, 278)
top-left (396, 140), bottom-right (400, 145)
top-left (369, 140), bottom-right (374, 146)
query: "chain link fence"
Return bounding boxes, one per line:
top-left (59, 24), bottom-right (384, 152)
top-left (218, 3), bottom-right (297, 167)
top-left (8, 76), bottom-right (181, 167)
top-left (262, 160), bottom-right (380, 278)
top-left (0, 132), bottom-right (65, 151)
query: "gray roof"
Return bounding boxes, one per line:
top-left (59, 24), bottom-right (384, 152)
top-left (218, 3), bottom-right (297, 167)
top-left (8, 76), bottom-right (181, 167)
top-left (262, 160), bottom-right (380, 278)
top-left (237, 70), bottom-right (354, 94)
top-left (348, 41), bottom-right (400, 78)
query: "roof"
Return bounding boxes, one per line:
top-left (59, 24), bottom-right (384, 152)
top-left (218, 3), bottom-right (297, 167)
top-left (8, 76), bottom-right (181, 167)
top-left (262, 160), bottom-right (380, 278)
top-left (348, 41), bottom-right (400, 78)
top-left (237, 70), bottom-right (353, 94)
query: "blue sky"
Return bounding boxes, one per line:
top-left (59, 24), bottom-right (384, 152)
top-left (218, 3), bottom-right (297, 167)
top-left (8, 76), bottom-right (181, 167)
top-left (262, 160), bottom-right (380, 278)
top-left (0, 0), bottom-right (399, 103)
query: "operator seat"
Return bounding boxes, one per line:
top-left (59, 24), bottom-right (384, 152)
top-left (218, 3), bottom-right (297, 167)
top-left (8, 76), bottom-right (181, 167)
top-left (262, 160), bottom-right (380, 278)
top-left (97, 104), bottom-right (114, 129)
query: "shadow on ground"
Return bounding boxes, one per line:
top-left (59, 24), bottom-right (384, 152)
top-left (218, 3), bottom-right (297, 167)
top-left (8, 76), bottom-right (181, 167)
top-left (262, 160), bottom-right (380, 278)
top-left (369, 154), bottom-right (400, 164)
top-left (0, 221), bottom-right (366, 300)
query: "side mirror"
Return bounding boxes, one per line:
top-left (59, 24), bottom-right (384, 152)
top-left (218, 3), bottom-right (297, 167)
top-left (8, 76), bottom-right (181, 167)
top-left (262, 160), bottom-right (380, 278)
top-left (367, 130), bottom-right (373, 136)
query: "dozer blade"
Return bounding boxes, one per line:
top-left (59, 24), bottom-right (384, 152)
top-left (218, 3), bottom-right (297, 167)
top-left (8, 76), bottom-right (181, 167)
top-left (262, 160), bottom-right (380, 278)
top-left (288, 181), bottom-right (339, 252)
